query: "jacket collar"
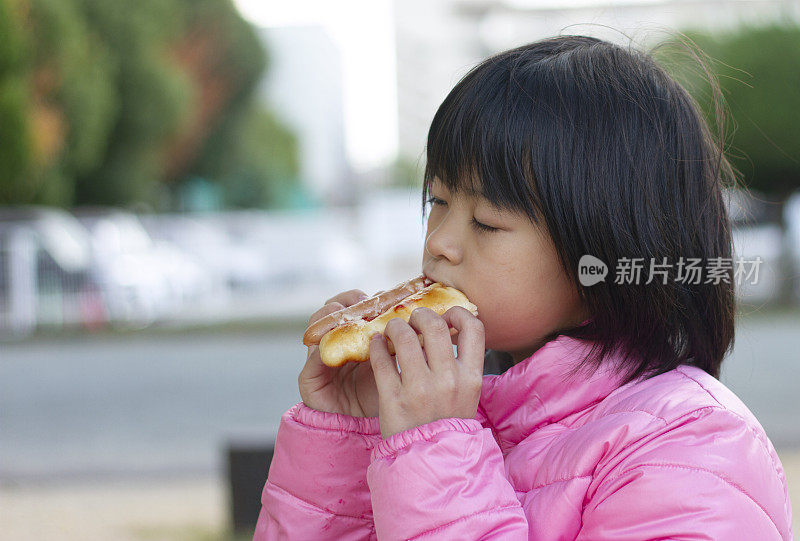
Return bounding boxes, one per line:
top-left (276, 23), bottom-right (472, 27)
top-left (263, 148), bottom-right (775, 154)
top-left (477, 334), bottom-right (636, 452)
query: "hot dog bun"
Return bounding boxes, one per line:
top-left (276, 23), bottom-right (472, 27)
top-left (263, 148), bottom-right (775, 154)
top-left (303, 275), bottom-right (432, 346)
top-left (317, 282), bottom-right (478, 367)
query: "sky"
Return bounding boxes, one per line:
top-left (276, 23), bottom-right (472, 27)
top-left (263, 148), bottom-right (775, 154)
top-left (231, 0), bottom-right (668, 172)
top-left (233, 0), bottom-right (398, 173)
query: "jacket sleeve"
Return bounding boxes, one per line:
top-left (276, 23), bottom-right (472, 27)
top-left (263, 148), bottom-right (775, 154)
top-left (253, 402), bottom-right (383, 540)
top-left (576, 462), bottom-right (790, 540)
top-left (367, 417), bottom-right (528, 540)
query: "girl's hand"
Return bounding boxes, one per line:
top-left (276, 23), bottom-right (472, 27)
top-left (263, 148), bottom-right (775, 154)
top-left (368, 306), bottom-right (485, 439)
top-left (298, 290), bottom-right (380, 417)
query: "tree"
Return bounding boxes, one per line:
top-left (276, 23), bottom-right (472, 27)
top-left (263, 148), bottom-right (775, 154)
top-left (0, 0), bottom-right (300, 210)
top-left (654, 22), bottom-right (800, 200)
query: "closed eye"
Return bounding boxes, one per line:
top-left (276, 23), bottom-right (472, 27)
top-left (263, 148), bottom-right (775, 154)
top-left (471, 219), bottom-right (498, 233)
top-left (425, 196), bottom-right (499, 233)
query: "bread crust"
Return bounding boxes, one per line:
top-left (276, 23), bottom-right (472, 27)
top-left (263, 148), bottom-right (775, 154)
top-left (303, 275), bottom-right (431, 346)
top-left (318, 282), bottom-right (478, 367)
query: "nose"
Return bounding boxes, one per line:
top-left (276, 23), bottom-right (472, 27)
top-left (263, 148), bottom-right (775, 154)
top-left (424, 216), bottom-right (462, 263)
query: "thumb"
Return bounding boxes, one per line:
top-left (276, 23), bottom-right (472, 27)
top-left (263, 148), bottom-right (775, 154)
top-left (369, 333), bottom-right (398, 395)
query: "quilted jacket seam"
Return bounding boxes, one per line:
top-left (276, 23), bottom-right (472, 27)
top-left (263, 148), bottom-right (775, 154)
top-left (529, 473), bottom-right (593, 492)
top-left (515, 408), bottom-right (669, 450)
top-left (522, 410), bottom-right (669, 445)
top-left (675, 367), bottom-right (725, 408)
top-left (612, 374), bottom-right (783, 490)
top-left (266, 480), bottom-right (374, 522)
top-left (408, 504), bottom-right (523, 539)
top-left (518, 407), bottom-right (765, 501)
top-left (675, 369), bottom-right (788, 493)
top-left (598, 462), bottom-right (783, 536)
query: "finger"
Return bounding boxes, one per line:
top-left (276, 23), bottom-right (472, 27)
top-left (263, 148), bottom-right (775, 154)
top-left (307, 301), bottom-right (345, 327)
top-left (299, 345), bottom-right (331, 390)
top-left (383, 317), bottom-right (429, 384)
top-left (386, 328), bottom-right (458, 353)
top-left (303, 344), bottom-right (326, 371)
top-left (369, 332), bottom-right (399, 396)
top-left (440, 307), bottom-right (485, 377)
top-left (407, 307), bottom-right (455, 372)
top-left (325, 289), bottom-right (369, 308)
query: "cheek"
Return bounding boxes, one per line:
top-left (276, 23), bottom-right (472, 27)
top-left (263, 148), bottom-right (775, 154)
top-left (526, 263), bottom-right (582, 322)
top-left (475, 265), bottom-right (581, 348)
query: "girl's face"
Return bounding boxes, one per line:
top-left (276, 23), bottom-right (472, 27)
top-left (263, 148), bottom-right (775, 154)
top-left (422, 177), bottom-right (589, 365)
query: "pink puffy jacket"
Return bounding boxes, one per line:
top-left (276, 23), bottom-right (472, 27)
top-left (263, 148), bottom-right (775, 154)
top-left (254, 334), bottom-right (793, 540)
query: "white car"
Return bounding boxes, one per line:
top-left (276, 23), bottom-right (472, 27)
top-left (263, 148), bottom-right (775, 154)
top-left (74, 208), bottom-right (211, 327)
top-left (783, 191), bottom-right (800, 304)
top-left (725, 188), bottom-right (789, 307)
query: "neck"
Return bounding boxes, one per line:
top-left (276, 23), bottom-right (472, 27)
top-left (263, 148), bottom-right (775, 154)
top-left (508, 337), bottom-right (549, 365)
top-left (508, 314), bottom-right (594, 365)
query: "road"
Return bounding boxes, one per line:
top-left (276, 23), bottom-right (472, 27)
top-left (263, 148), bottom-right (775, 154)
top-left (1, 310), bottom-right (798, 482)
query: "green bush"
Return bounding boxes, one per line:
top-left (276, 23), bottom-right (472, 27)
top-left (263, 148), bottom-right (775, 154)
top-left (655, 22), bottom-right (800, 198)
top-left (0, 0), bottom-right (300, 209)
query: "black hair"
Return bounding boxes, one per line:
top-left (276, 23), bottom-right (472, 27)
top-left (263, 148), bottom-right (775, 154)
top-left (421, 34), bottom-right (739, 386)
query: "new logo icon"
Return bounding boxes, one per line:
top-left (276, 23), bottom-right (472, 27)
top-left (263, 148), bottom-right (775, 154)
top-left (578, 255), bottom-right (607, 286)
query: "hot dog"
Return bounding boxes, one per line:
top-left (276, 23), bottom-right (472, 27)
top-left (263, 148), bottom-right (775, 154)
top-left (309, 280), bottom-right (479, 368)
top-left (303, 275), bottom-right (433, 346)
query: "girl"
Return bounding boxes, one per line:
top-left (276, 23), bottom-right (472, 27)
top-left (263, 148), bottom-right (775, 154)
top-left (254, 35), bottom-right (793, 540)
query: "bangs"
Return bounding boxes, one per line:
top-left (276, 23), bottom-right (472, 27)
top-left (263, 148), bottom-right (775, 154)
top-left (421, 53), bottom-right (545, 226)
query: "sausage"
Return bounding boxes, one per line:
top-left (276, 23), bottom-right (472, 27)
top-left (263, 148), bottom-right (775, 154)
top-left (302, 274), bottom-right (433, 346)
top-left (317, 282), bottom-right (478, 367)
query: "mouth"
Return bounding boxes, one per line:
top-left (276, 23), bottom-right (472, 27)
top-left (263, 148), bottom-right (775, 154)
top-left (422, 270), bottom-right (449, 289)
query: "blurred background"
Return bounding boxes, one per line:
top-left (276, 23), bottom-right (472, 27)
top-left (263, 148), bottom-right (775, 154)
top-left (1, 0), bottom-right (799, 539)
